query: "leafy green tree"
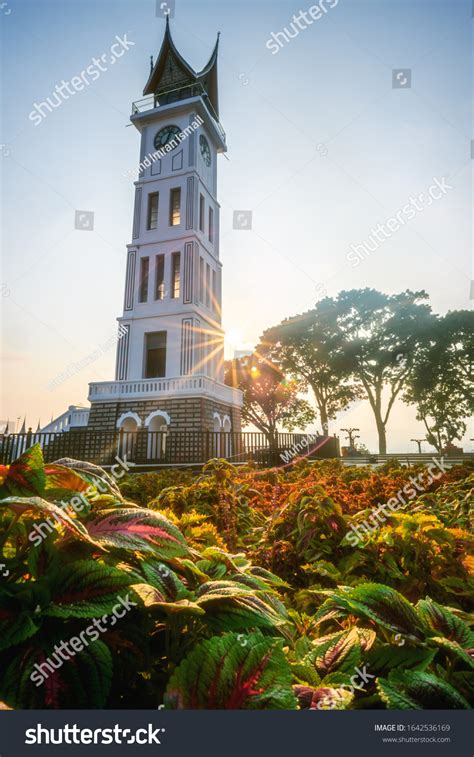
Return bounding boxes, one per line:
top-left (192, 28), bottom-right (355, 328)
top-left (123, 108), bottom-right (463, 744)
top-left (261, 311), bottom-right (360, 435)
top-left (224, 355), bottom-right (316, 450)
top-left (316, 289), bottom-right (434, 453)
top-left (403, 310), bottom-right (473, 452)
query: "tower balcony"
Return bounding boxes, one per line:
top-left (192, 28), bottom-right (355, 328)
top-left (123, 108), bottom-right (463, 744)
top-left (88, 374), bottom-right (242, 406)
top-left (130, 91), bottom-right (226, 149)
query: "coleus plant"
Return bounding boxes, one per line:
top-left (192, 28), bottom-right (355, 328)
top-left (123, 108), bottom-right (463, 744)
top-left (0, 446), bottom-right (292, 709)
top-left (0, 446), bottom-right (472, 709)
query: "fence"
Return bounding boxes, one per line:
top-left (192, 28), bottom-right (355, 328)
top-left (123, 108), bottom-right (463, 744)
top-left (0, 430), bottom-right (339, 468)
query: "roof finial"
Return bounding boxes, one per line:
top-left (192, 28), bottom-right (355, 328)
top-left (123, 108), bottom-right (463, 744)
top-left (150, 55), bottom-right (154, 73)
top-left (20, 416), bottom-right (26, 434)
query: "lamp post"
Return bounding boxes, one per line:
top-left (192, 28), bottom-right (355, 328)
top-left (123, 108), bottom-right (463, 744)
top-left (411, 438), bottom-right (424, 454)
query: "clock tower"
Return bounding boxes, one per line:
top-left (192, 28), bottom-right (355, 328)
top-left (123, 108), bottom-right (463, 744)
top-left (87, 19), bottom-right (243, 447)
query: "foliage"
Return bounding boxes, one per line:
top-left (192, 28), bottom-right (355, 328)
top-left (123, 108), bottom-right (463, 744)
top-left (313, 289), bottom-right (435, 454)
top-left (224, 354), bottom-right (316, 446)
top-left (0, 446), bottom-right (472, 710)
top-left (403, 310), bottom-right (473, 451)
top-left (261, 312), bottom-right (361, 434)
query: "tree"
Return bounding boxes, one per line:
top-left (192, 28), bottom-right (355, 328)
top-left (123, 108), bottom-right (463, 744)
top-left (403, 310), bottom-right (473, 452)
top-left (224, 355), bottom-right (316, 450)
top-left (261, 310), bottom-right (361, 434)
top-left (316, 289), bottom-right (434, 454)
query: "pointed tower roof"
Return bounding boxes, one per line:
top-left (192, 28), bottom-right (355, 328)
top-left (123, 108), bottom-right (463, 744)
top-left (3, 420), bottom-right (9, 436)
top-left (19, 416), bottom-right (26, 434)
top-left (143, 17), bottom-right (220, 117)
top-left (36, 419), bottom-right (41, 433)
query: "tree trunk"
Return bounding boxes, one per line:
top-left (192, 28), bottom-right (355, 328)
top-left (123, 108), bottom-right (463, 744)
top-left (376, 417), bottom-right (387, 454)
top-left (268, 427), bottom-right (279, 454)
top-left (320, 406), bottom-right (329, 436)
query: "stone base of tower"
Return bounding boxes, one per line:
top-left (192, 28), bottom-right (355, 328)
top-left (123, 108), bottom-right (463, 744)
top-left (87, 395), bottom-right (241, 434)
top-left (88, 396), bottom-right (240, 466)
top-left (88, 377), bottom-right (241, 430)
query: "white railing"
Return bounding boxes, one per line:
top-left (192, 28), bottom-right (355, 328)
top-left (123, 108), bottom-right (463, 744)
top-left (40, 405), bottom-right (90, 434)
top-left (88, 375), bottom-right (243, 406)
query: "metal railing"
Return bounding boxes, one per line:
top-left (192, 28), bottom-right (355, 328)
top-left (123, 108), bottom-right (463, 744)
top-left (341, 453), bottom-right (474, 468)
top-left (131, 87), bottom-right (226, 144)
top-left (0, 430), bottom-right (339, 468)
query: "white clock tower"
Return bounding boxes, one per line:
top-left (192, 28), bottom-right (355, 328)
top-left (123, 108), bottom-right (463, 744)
top-left (87, 19), bottom-right (242, 445)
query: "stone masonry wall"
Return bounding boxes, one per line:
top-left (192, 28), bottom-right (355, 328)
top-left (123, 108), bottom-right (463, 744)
top-left (87, 396), bottom-right (242, 433)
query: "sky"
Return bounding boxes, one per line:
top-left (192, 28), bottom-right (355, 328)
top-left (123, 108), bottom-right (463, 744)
top-left (0, 0), bottom-right (472, 452)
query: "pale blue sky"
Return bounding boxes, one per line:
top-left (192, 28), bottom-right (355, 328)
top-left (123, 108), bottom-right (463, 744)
top-left (1, 0), bottom-right (472, 451)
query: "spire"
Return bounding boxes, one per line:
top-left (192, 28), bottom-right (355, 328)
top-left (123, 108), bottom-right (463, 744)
top-left (3, 420), bottom-right (9, 436)
top-left (36, 419), bottom-right (41, 433)
top-left (143, 20), bottom-right (220, 117)
top-left (19, 416), bottom-right (26, 434)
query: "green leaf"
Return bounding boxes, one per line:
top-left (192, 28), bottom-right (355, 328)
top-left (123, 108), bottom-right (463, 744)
top-left (0, 445), bottom-right (46, 497)
top-left (43, 560), bottom-right (135, 618)
top-left (131, 583), bottom-right (204, 616)
top-left (290, 661), bottom-right (321, 687)
top-left (315, 583), bottom-right (424, 638)
top-left (377, 671), bottom-right (470, 710)
top-left (141, 559), bottom-right (189, 600)
top-left (44, 463), bottom-right (93, 500)
top-left (196, 580), bottom-right (287, 631)
top-left (86, 507), bottom-right (190, 558)
top-left (376, 678), bottom-right (419, 709)
top-left (0, 639), bottom-right (112, 709)
top-left (0, 605), bottom-right (39, 652)
top-left (164, 632), bottom-right (297, 709)
top-left (367, 644), bottom-right (436, 674)
top-left (248, 566), bottom-right (289, 588)
top-left (451, 671), bottom-right (474, 701)
top-left (307, 628), bottom-right (362, 676)
top-left (429, 637), bottom-right (474, 670)
top-left (0, 496), bottom-right (96, 545)
top-left (416, 598), bottom-right (474, 647)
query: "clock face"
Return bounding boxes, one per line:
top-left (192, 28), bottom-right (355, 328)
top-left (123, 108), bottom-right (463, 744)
top-left (200, 135), bottom-right (211, 167)
top-left (154, 125), bottom-right (181, 151)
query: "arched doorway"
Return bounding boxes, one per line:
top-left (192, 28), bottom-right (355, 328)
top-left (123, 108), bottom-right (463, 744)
top-left (145, 410), bottom-right (170, 461)
top-left (116, 412), bottom-right (141, 460)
